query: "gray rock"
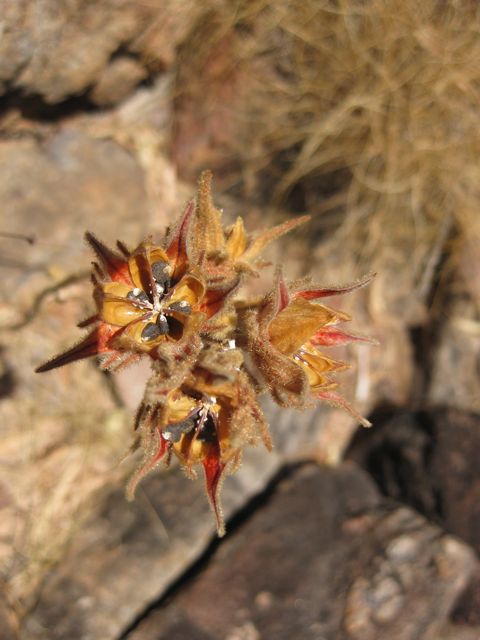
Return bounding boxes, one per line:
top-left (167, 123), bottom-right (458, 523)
top-left (0, 0), bottom-right (205, 103)
top-left (125, 464), bottom-right (476, 640)
top-left (20, 448), bottom-right (280, 640)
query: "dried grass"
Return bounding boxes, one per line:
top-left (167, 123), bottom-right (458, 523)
top-left (173, 0), bottom-right (480, 312)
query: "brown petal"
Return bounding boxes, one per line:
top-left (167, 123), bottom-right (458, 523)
top-left (276, 272), bottom-right (290, 313)
top-left (202, 276), bottom-right (241, 318)
top-left (128, 243), bottom-right (156, 297)
top-left (114, 317), bottom-right (167, 351)
top-left (296, 348), bottom-right (349, 389)
top-left (126, 430), bottom-right (171, 500)
top-left (169, 271), bottom-right (206, 307)
top-left (247, 322), bottom-right (310, 408)
top-left (77, 314), bottom-right (100, 328)
top-left (225, 217), bottom-right (248, 259)
top-left (100, 282), bottom-right (147, 326)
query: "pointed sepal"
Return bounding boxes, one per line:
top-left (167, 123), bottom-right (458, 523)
top-left (126, 430), bottom-right (171, 500)
top-left (315, 389), bottom-right (372, 428)
top-left (242, 215), bottom-right (310, 263)
top-left (311, 327), bottom-right (379, 347)
top-left (85, 232), bottom-right (131, 284)
top-left (294, 273), bottom-right (375, 300)
top-left (193, 170), bottom-right (226, 259)
top-left (165, 199), bottom-right (195, 275)
top-left (35, 324), bottom-right (118, 372)
top-left (202, 450), bottom-right (227, 537)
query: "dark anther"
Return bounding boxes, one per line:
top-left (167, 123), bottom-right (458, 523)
top-left (141, 322), bottom-right (162, 341)
top-left (163, 418), bottom-right (195, 443)
top-left (156, 314), bottom-right (170, 335)
top-left (151, 261), bottom-right (171, 287)
top-left (168, 300), bottom-right (192, 315)
top-left (197, 413), bottom-right (218, 443)
top-left (127, 289), bottom-right (149, 304)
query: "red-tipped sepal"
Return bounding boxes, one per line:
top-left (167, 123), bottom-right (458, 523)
top-left (126, 430), bottom-right (171, 500)
top-left (294, 273), bottom-right (375, 301)
top-left (276, 272), bottom-right (291, 313)
top-left (85, 232), bottom-right (131, 284)
top-left (311, 327), bottom-right (379, 347)
top-left (35, 324), bottom-right (118, 372)
top-left (165, 199), bottom-right (195, 277)
top-left (202, 450), bottom-right (227, 537)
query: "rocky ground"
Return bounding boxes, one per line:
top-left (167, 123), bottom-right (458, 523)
top-left (1, 2), bottom-right (480, 639)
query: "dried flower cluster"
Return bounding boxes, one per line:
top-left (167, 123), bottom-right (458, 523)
top-left (37, 171), bottom-right (373, 535)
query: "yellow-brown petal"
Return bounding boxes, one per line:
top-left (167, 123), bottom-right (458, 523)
top-left (101, 282), bottom-right (146, 326)
top-left (110, 318), bottom-right (166, 352)
top-left (169, 272), bottom-right (206, 307)
top-left (268, 298), bottom-right (339, 355)
top-left (128, 244), bottom-right (170, 290)
top-left (167, 391), bottom-right (198, 423)
top-left (295, 345), bottom-right (348, 389)
top-left (225, 217), bottom-right (248, 260)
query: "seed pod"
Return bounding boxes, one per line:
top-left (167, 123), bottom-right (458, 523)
top-left (156, 314), bottom-right (170, 335)
top-left (127, 289), bottom-right (149, 305)
top-left (163, 418), bottom-right (195, 443)
top-left (141, 322), bottom-right (163, 341)
top-left (168, 300), bottom-right (192, 315)
top-left (151, 260), bottom-right (171, 287)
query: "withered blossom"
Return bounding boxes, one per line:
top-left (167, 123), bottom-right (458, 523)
top-left (36, 170), bottom-right (374, 535)
top-left (239, 272), bottom-right (376, 427)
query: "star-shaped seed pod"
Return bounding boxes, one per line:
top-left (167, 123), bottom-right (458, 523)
top-left (36, 236), bottom-right (207, 372)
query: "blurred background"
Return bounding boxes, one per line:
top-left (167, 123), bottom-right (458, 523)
top-left (1, 1), bottom-right (479, 639)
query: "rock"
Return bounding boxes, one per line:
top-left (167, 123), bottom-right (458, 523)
top-left (0, 129), bottom-right (150, 298)
top-left (0, 126), bottom-right (152, 617)
top-left (452, 568), bottom-right (480, 627)
top-left (0, 0), bottom-right (32, 92)
top-left (20, 447), bottom-right (280, 640)
top-left (0, 0), bottom-right (206, 104)
top-left (124, 463), bottom-right (476, 640)
top-left (5, 0), bottom-right (144, 102)
top-left (428, 294), bottom-right (480, 414)
top-left (348, 409), bottom-right (480, 553)
top-left (90, 56), bottom-right (147, 107)
top-left (0, 597), bottom-right (19, 640)
top-left (348, 409), bottom-right (480, 634)
top-left (436, 622), bottom-right (480, 640)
